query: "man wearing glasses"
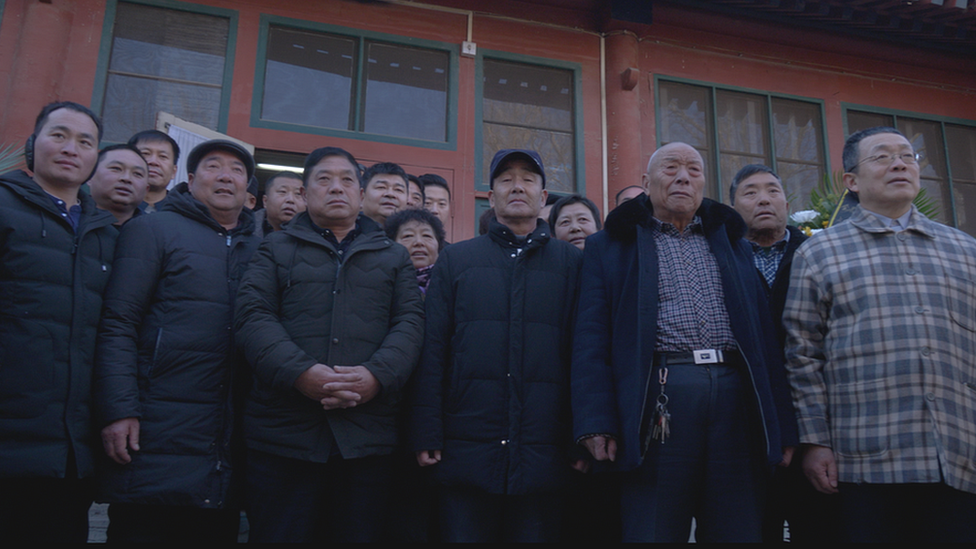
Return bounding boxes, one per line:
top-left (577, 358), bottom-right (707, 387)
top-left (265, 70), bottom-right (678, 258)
top-left (784, 126), bottom-right (976, 542)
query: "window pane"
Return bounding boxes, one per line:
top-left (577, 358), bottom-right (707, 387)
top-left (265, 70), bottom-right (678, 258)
top-left (716, 91), bottom-right (767, 156)
top-left (716, 90), bottom-right (768, 198)
top-left (773, 98), bottom-right (824, 208)
top-left (946, 124), bottom-right (976, 183)
top-left (898, 117), bottom-right (950, 224)
top-left (483, 60), bottom-right (573, 131)
top-left (362, 42), bottom-right (449, 141)
top-left (777, 162), bottom-right (822, 208)
top-left (109, 37), bottom-right (225, 86)
top-left (656, 81), bottom-right (826, 204)
top-left (658, 81), bottom-right (712, 151)
top-left (110, 3), bottom-right (227, 84)
top-left (658, 81), bottom-right (715, 197)
top-left (946, 124), bottom-right (976, 236)
top-left (953, 183), bottom-right (976, 237)
top-left (482, 59), bottom-right (575, 192)
top-left (720, 154), bottom-right (766, 199)
top-left (261, 27), bottom-right (356, 130)
top-left (103, 75), bottom-right (221, 143)
top-left (482, 123), bottom-right (574, 194)
top-left (103, 2), bottom-right (228, 142)
top-left (847, 111), bottom-right (893, 133)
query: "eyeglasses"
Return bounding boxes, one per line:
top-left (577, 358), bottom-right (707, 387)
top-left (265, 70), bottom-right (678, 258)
top-left (856, 152), bottom-right (920, 168)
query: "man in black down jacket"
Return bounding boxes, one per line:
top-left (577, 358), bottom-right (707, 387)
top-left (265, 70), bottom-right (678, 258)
top-left (234, 147), bottom-right (424, 543)
top-left (730, 164), bottom-right (831, 543)
top-left (410, 149), bottom-right (583, 542)
top-left (93, 140), bottom-right (260, 542)
top-left (0, 102), bottom-right (116, 543)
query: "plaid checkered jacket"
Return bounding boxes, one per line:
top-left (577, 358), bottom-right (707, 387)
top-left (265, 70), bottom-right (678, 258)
top-left (785, 206), bottom-right (976, 494)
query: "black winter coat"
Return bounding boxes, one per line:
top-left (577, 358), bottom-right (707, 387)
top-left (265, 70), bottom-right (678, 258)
top-left (763, 225), bottom-right (808, 348)
top-left (410, 219), bottom-right (582, 495)
top-left (235, 213), bottom-right (424, 462)
top-left (0, 170), bottom-right (117, 479)
top-left (94, 183), bottom-right (259, 508)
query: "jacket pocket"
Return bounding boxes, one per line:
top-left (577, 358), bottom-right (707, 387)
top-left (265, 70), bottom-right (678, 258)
top-left (830, 377), bottom-right (891, 458)
top-left (948, 381), bottom-right (976, 469)
top-left (147, 328), bottom-right (163, 378)
top-left (945, 273), bottom-right (976, 332)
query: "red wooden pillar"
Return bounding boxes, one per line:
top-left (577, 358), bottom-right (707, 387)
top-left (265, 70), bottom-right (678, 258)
top-left (604, 31), bottom-right (643, 209)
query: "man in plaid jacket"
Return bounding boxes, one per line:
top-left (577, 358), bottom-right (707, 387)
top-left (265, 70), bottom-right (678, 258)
top-left (784, 126), bottom-right (976, 542)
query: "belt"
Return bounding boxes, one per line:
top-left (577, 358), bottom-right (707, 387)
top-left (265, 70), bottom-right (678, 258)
top-left (653, 349), bottom-right (742, 367)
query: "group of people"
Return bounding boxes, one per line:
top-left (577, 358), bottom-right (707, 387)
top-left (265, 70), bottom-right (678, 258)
top-left (0, 100), bottom-right (974, 544)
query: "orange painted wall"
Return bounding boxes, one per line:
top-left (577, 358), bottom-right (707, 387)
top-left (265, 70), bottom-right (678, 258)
top-left (627, 4), bottom-right (976, 186)
top-left (0, 0), bottom-right (105, 146)
top-left (0, 0), bottom-right (604, 241)
top-left (223, 1), bottom-right (604, 241)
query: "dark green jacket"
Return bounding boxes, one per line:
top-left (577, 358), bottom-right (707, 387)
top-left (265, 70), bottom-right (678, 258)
top-left (235, 212), bottom-right (424, 462)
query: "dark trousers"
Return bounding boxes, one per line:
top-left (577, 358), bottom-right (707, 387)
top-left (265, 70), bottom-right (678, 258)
top-left (620, 362), bottom-right (766, 542)
top-left (837, 481), bottom-right (976, 543)
top-left (384, 447), bottom-right (436, 542)
top-left (561, 469), bottom-right (622, 543)
top-left (762, 447), bottom-right (840, 543)
top-left (439, 485), bottom-right (562, 543)
top-left (0, 476), bottom-right (93, 543)
top-left (107, 502), bottom-right (240, 543)
top-left (245, 448), bottom-right (393, 543)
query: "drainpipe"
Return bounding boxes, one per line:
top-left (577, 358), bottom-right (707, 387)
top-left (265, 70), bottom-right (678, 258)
top-left (601, 34), bottom-right (608, 215)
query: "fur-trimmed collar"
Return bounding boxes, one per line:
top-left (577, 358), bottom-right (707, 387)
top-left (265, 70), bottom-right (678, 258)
top-left (604, 193), bottom-right (747, 243)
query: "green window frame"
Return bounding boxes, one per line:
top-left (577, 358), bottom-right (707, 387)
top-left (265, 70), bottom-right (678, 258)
top-left (655, 76), bottom-right (829, 207)
top-left (474, 50), bottom-right (585, 195)
top-left (844, 104), bottom-right (976, 236)
top-left (251, 15), bottom-right (458, 150)
top-left (91, 0), bottom-right (238, 143)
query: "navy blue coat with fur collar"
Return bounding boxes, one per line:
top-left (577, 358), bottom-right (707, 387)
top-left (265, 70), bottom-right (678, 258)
top-left (571, 194), bottom-right (797, 471)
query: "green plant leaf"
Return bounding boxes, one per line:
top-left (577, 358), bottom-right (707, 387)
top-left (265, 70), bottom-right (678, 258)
top-left (0, 142), bottom-right (25, 173)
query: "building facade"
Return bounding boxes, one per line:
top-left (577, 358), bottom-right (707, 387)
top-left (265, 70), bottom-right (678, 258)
top-left (0, 0), bottom-right (974, 240)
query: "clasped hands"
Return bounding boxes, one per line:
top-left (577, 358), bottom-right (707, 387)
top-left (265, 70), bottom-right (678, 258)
top-left (295, 363), bottom-right (380, 410)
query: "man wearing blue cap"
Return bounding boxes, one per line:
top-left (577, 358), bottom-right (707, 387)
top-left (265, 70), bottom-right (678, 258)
top-left (93, 139), bottom-right (261, 542)
top-left (410, 149), bottom-right (584, 542)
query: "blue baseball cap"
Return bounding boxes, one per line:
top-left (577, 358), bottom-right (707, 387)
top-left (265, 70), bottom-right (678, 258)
top-left (488, 149), bottom-right (546, 189)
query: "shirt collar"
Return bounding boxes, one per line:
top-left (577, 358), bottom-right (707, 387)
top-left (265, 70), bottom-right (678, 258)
top-left (852, 205), bottom-right (936, 238)
top-left (749, 228), bottom-right (790, 251)
top-left (652, 215), bottom-right (703, 235)
top-left (871, 209), bottom-right (913, 232)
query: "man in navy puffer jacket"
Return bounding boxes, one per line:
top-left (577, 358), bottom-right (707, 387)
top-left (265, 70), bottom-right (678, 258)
top-left (411, 149), bottom-right (583, 542)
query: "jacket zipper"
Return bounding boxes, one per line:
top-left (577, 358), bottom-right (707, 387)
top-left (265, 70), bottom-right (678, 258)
top-left (637, 355), bottom-right (656, 459)
top-left (736, 339), bottom-right (771, 458)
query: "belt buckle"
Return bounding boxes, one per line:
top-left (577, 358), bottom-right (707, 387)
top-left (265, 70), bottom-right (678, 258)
top-left (692, 349), bottom-right (723, 364)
